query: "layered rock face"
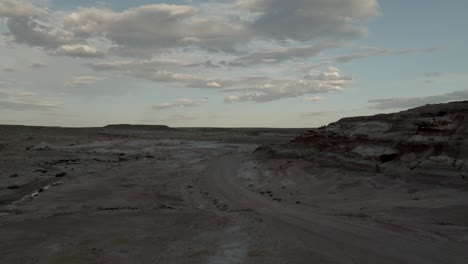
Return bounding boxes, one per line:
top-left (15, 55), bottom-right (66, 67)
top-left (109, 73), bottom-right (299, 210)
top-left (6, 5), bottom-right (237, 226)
top-left (259, 101), bottom-right (468, 187)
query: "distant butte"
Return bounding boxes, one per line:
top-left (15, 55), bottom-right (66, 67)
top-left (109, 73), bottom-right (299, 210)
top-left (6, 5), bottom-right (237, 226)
top-left (103, 124), bottom-right (173, 130)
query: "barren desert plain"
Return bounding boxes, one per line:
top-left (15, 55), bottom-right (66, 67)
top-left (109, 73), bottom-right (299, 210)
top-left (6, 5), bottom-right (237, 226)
top-left (1, 102), bottom-right (468, 264)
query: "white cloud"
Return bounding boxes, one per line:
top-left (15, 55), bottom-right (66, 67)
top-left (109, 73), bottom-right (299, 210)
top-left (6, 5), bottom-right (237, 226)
top-left (87, 59), bottom-right (231, 89)
top-left (153, 98), bottom-right (208, 110)
top-left (225, 95), bottom-right (242, 103)
top-left (335, 46), bottom-right (438, 63)
top-left (307, 66), bottom-right (352, 81)
top-left (87, 59), bottom-right (187, 71)
top-left (54, 44), bottom-right (106, 58)
top-left (303, 96), bottom-right (321, 102)
top-left (206, 81), bottom-right (222, 88)
top-left (229, 42), bottom-right (346, 66)
top-left (65, 76), bottom-right (105, 87)
top-left (186, 60), bottom-right (221, 69)
top-left (224, 66), bottom-right (351, 103)
top-left (2, 1), bottom-right (381, 65)
top-left (237, 0), bottom-right (380, 41)
top-left (369, 90), bottom-right (468, 110)
top-left (1, 0), bottom-right (383, 65)
top-left (149, 71), bottom-right (201, 83)
top-left (5, 16), bottom-right (77, 49)
top-left (335, 53), bottom-right (371, 63)
top-left (0, 89), bottom-right (61, 111)
top-left (0, 0), bottom-right (392, 113)
top-left (63, 4), bottom-right (251, 52)
top-left (3, 0), bottom-right (379, 56)
top-left (1, 2), bottom-right (104, 58)
top-left (97, 0), bottom-right (378, 50)
top-left (133, 70), bottom-right (220, 88)
top-left (0, 0), bottom-right (46, 18)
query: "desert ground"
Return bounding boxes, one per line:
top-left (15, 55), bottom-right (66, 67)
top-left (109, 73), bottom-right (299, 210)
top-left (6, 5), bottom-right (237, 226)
top-left (1, 104), bottom-right (468, 264)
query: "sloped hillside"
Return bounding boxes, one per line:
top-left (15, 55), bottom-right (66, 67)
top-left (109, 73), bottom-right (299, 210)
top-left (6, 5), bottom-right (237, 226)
top-left (258, 101), bottom-right (468, 187)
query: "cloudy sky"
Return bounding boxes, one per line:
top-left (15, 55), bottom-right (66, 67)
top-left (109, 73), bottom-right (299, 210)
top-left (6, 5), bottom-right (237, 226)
top-left (0, 0), bottom-right (467, 127)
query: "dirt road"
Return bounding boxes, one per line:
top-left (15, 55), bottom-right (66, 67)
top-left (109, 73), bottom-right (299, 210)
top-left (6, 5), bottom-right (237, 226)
top-left (199, 155), bottom-right (468, 264)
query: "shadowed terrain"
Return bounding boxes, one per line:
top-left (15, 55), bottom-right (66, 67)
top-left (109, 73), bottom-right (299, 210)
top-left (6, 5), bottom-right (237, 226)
top-left (1, 102), bottom-right (468, 263)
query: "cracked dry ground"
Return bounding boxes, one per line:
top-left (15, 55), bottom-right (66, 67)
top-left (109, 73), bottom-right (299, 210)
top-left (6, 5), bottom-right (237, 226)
top-left (1, 126), bottom-right (468, 264)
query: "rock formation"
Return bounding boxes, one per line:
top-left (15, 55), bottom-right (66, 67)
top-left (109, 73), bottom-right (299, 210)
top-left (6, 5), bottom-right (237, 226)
top-left (257, 101), bottom-right (468, 187)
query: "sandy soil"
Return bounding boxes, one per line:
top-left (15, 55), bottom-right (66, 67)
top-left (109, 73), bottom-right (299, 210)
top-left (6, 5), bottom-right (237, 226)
top-left (0, 125), bottom-right (467, 263)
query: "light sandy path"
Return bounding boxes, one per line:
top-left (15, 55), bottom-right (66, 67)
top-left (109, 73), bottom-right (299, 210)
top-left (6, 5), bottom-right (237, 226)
top-left (202, 154), bottom-right (468, 264)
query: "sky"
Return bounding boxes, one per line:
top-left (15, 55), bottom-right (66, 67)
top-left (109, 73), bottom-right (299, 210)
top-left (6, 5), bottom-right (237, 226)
top-left (0, 0), bottom-right (467, 127)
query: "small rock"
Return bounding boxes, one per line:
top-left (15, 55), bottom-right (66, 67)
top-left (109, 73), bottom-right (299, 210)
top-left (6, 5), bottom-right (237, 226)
top-left (55, 172), bottom-right (67, 177)
top-left (159, 204), bottom-right (175, 209)
top-left (31, 142), bottom-right (52, 151)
